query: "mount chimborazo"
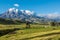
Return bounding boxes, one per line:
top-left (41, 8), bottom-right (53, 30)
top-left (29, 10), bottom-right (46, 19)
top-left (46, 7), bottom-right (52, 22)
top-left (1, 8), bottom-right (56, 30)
top-left (0, 8), bottom-right (45, 23)
top-left (0, 8), bottom-right (60, 24)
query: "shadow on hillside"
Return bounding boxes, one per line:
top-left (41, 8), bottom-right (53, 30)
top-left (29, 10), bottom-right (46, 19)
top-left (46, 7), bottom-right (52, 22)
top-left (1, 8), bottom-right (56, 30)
top-left (20, 32), bottom-right (60, 40)
top-left (0, 28), bottom-right (20, 37)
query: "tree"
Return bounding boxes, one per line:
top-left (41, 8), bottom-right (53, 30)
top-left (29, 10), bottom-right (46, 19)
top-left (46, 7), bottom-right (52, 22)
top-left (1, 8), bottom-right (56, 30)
top-left (50, 22), bottom-right (56, 26)
top-left (26, 21), bottom-right (31, 28)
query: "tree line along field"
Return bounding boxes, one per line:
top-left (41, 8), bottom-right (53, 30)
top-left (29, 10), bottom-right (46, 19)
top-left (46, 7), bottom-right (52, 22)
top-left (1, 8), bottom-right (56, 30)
top-left (0, 24), bottom-right (60, 40)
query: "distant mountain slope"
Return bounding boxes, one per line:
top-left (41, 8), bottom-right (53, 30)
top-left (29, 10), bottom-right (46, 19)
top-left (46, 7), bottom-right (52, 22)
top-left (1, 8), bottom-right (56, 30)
top-left (0, 18), bottom-right (24, 24)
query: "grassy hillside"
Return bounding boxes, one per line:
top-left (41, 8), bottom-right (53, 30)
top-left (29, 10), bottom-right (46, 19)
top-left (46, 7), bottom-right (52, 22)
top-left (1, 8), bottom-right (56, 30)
top-left (0, 24), bottom-right (60, 40)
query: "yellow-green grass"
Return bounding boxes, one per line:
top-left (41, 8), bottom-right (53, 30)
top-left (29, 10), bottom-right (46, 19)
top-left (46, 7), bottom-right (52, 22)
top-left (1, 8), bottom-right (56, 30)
top-left (0, 24), bottom-right (60, 40)
top-left (0, 30), bottom-right (60, 40)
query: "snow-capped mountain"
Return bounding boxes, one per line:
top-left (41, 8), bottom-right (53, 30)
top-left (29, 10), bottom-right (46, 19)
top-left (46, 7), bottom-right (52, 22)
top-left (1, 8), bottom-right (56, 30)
top-left (0, 8), bottom-right (45, 23)
top-left (1, 8), bottom-right (60, 23)
top-left (0, 8), bottom-right (33, 18)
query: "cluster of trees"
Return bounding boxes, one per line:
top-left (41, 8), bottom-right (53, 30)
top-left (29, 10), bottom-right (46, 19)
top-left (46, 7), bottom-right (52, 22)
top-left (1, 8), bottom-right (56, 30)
top-left (49, 22), bottom-right (60, 26)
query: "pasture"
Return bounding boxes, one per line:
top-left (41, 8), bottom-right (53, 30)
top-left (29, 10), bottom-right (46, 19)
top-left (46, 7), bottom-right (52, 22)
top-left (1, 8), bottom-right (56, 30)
top-left (0, 24), bottom-right (60, 40)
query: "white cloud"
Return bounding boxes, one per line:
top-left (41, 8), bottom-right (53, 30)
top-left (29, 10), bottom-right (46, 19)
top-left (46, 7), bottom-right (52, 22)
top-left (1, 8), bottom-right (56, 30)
top-left (14, 4), bottom-right (19, 7)
top-left (47, 12), bottom-right (60, 18)
top-left (37, 12), bottom-right (60, 18)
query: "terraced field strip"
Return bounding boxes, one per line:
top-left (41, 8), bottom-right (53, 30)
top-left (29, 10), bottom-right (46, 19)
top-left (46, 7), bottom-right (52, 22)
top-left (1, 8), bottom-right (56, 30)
top-left (19, 30), bottom-right (60, 40)
top-left (30, 35), bottom-right (57, 40)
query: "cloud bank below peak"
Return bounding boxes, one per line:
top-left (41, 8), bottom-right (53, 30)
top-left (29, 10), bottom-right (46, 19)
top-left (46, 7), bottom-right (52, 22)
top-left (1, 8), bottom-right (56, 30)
top-left (37, 12), bottom-right (60, 19)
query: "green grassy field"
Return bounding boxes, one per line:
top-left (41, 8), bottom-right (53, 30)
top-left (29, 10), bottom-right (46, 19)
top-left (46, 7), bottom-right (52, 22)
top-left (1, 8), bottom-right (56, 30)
top-left (0, 24), bottom-right (60, 40)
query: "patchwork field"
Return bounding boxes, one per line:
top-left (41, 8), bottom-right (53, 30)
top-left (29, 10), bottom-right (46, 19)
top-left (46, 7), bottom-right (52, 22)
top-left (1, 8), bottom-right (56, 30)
top-left (0, 24), bottom-right (60, 40)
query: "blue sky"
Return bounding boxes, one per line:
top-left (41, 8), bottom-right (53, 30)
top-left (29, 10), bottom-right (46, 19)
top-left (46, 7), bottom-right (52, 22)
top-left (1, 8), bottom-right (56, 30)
top-left (0, 0), bottom-right (60, 15)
